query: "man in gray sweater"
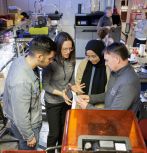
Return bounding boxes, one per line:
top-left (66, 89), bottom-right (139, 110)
top-left (3, 36), bottom-right (56, 150)
top-left (78, 42), bottom-right (140, 113)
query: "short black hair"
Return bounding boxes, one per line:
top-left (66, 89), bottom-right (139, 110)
top-left (105, 6), bottom-right (112, 11)
top-left (29, 36), bottom-right (56, 55)
top-left (104, 42), bottom-right (129, 60)
top-left (21, 12), bottom-right (29, 19)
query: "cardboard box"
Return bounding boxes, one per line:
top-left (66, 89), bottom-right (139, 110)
top-left (8, 13), bottom-right (19, 21)
top-left (14, 19), bottom-right (21, 26)
top-left (0, 18), bottom-right (13, 27)
top-left (0, 13), bottom-right (22, 25)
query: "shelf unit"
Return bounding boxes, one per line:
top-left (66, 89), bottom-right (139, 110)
top-left (0, 21), bottom-right (31, 95)
top-left (0, 27), bottom-right (16, 95)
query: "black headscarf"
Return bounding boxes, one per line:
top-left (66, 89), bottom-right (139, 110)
top-left (81, 40), bottom-right (107, 95)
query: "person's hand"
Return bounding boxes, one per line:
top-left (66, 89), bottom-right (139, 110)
top-left (110, 24), bottom-right (117, 32)
top-left (78, 95), bottom-right (90, 102)
top-left (105, 26), bottom-right (111, 30)
top-left (77, 95), bottom-right (89, 109)
top-left (62, 90), bottom-right (72, 105)
top-left (69, 83), bottom-right (86, 94)
top-left (112, 24), bottom-right (117, 28)
top-left (27, 136), bottom-right (36, 148)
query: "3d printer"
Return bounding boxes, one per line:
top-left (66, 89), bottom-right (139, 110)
top-left (61, 110), bottom-right (146, 153)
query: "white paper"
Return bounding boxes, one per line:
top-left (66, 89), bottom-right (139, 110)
top-left (71, 91), bottom-right (77, 109)
top-left (115, 143), bottom-right (127, 151)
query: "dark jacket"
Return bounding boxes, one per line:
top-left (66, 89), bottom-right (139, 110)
top-left (87, 64), bottom-right (141, 113)
top-left (97, 15), bottom-right (113, 28)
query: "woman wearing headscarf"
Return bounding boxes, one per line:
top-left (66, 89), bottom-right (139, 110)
top-left (76, 40), bottom-right (110, 96)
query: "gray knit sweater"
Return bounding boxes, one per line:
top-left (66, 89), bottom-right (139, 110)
top-left (42, 59), bottom-right (75, 104)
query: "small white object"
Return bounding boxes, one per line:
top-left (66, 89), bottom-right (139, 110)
top-left (141, 67), bottom-right (147, 73)
top-left (140, 93), bottom-right (147, 102)
top-left (139, 44), bottom-right (146, 56)
top-left (129, 54), bottom-right (137, 62)
top-left (144, 92), bottom-right (147, 98)
top-left (115, 143), bottom-right (127, 151)
top-left (84, 142), bottom-right (92, 149)
top-left (71, 92), bottom-right (77, 109)
top-left (51, 20), bottom-right (58, 26)
top-left (99, 141), bottom-right (114, 148)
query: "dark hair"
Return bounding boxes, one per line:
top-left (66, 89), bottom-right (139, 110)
top-left (54, 32), bottom-right (75, 65)
top-left (97, 27), bottom-right (109, 39)
top-left (29, 36), bottom-right (56, 55)
top-left (105, 6), bottom-right (112, 11)
top-left (104, 42), bottom-right (129, 60)
top-left (21, 12), bottom-right (29, 19)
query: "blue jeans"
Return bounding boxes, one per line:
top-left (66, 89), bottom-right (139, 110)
top-left (10, 121), bottom-right (41, 150)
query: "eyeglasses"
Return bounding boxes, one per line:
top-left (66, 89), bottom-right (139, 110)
top-left (62, 47), bottom-right (73, 53)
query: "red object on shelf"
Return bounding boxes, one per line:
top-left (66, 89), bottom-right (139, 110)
top-left (62, 110), bottom-right (147, 153)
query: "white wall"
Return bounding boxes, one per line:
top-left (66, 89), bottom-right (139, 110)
top-left (7, 0), bottom-right (29, 12)
top-left (0, 0), bottom-right (7, 15)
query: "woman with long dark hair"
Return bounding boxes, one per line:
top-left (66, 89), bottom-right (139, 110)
top-left (42, 32), bottom-right (84, 152)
